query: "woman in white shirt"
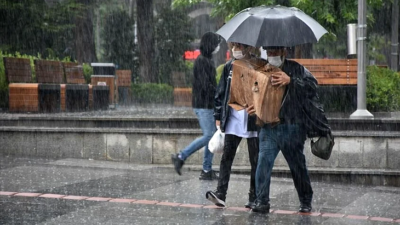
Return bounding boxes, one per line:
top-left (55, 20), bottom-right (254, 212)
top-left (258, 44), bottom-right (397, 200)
top-left (206, 42), bottom-right (263, 208)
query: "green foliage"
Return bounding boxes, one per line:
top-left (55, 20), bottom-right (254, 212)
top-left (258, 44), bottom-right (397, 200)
top-left (102, 9), bottom-right (138, 78)
top-left (155, 6), bottom-right (195, 85)
top-left (367, 66), bottom-right (400, 111)
top-left (82, 63), bottom-right (93, 84)
top-left (368, 34), bottom-right (388, 64)
top-left (0, 0), bottom-right (82, 59)
top-left (130, 83), bottom-right (174, 104)
top-left (184, 61), bottom-right (194, 87)
top-left (216, 64), bottom-right (225, 84)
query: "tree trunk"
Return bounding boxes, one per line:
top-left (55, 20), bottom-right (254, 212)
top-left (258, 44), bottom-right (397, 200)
top-left (137, 0), bottom-right (156, 83)
top-left (74, 1), bottom-right (97, 64)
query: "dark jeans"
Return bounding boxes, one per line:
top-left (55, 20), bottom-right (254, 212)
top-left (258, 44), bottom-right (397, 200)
top-left (217, 134), bottom-right (259, 197)
top-left (255, 123), bottom-right (313, 205)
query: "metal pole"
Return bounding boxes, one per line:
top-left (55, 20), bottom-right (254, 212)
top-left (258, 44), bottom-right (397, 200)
top-left (350, 0), bottom-right (374, 119)
top-left (391, 0), bottom-right (399, 71)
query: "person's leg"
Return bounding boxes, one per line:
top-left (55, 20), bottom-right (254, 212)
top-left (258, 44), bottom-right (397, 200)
top-left (245, 137), bottom-right (259, 208)
top-left (216, 134), bottom-right (241, 196)
top-left (279, 124), bottom-right (313, 212)
top-left (253, 125), bottom-right (279, 213)
top-left (200, 109), bottom-right (217, 172)
top-left (172, 108), bottom-right (215, 176)
top-left (179, 109), bottom-right (215, 162)
top-left (206, 134), bottom-right (241, 207)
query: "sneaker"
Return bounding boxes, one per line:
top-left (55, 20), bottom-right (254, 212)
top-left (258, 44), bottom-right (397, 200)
top-left (251, 202), bottom-right (270, 213)
top-left (199, 170), bottom-right (213, 180)
top-left (206, 190), bottom-right (226, 207)
top-left (211, 170), bottom-right (219, 179)
top-left (199, 170), bottom-right (219, 180)
top-left (171, 154), bottom-right (184, 175)
top-left (245, 191), bottom-right (256, 209)
top-left (299, 204), bottom-right (312, 213)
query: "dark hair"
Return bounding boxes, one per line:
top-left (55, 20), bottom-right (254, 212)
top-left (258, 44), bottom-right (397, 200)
top-left (262, 46), bottom-right (285, 50)
top-left (231, 42), bottom-right (250, 48)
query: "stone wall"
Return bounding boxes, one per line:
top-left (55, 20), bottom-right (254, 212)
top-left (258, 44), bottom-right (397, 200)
top-left (0, 128), bottom-right (399, 171)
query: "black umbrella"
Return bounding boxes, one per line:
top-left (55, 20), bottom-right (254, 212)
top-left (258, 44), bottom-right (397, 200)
top-left (216, 5), bottom-right (328, 47)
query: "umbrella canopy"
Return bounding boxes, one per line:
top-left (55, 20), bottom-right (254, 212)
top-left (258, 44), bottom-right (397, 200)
top-left (217, 5), bottom-right (328, 47)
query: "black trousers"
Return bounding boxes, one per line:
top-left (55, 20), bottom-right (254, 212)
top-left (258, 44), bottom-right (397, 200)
top-left (217, 134), bottom-right (259, 197)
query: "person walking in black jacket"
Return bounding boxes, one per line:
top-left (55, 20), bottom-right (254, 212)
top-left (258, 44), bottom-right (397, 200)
top-left (251, 46), bottom-right (317, 214)
top-left (206, 42), bottom-right (261, 207)
top-left (171, 32), bottom-right (221, 180)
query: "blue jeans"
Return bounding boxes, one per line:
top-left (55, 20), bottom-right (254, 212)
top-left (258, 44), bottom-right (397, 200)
top-left (255, 123), bottom-right (313, 205)
top-left (179, 108), bottom-right (216, 171)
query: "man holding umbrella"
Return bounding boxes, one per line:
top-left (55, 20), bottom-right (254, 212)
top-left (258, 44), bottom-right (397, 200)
top-left (214, 5), bottom-right (331, 214)
top-left (251, 46), bottom-right (316, 214)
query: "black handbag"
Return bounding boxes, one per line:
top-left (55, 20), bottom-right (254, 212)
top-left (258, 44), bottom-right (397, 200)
top-left (310, 132), bottom-right (335, 160)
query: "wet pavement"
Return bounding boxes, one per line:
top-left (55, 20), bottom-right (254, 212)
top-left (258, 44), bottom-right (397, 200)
top-left (0, 156), bottom-right (399, 224)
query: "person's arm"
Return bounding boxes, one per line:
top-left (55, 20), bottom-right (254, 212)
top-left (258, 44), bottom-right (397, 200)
top-left (214, 61), bottom-right (231, 123)
top-left (286, 62), bottom-right (318, 100)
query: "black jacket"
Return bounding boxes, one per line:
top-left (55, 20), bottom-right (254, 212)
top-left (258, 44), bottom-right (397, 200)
top-left (192, 32), bottom-right (220, 109)
top-left (214, 59), bottom-right (257, 133)
top-left (279, 59), bottom-right (331, 137)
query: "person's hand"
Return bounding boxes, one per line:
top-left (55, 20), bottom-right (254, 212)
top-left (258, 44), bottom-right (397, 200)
top-left (271, 71), bottom-right (290, 87)
top-left (246, 104), bottom-right (256, 116)
top-left (216, 120), bottom-right (221, 128)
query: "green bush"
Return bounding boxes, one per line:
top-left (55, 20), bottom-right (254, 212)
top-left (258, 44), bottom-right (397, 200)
top-left (82, 63), bottom-right (93, 84)
top-left (367, 65), bottom-right (400, 111)
top-left (216, 64), bottom-right (225, 84)
top-left (131, 83), bottom-right (173, 104)
top-left (184, 61), bottom-right (194, 87)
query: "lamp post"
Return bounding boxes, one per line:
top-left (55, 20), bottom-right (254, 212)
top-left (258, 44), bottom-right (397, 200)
top-left (350, 0), bottom-right (374, 119)
top-left (391, 0), bottom-right (399, 71)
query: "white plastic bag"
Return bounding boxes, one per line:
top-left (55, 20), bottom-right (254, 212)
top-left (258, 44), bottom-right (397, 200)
top-left (208, 127), bottom-right (225, 154)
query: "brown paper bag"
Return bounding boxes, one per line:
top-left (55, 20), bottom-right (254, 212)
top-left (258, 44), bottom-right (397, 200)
top-left (228, 60), bottom-right (285, 124)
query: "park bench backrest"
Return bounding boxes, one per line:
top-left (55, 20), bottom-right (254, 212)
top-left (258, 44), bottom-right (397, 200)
top-left (291, 59), bottom-right (357, 85)
top-left (116, 70), bottom-right (132, 87)
top-left (34, 60), bottom-right (64, 84)
top-left (63, 62), bottom-right (86, 84)
top-left (3, 57), bottom-right (32, 83)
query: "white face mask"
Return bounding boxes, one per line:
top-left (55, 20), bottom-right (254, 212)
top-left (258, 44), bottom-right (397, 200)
top-left (232, 50), bottom-right (244, 59)
top-left (268, 56), bottom-right (284, 67)
top-left (212, 45), bottom-right (220, 54)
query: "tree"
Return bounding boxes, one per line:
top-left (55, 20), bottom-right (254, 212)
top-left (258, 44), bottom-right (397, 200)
top-left (154, 6), bottom-right (194, 84)
top-left (74, 0), bottom-right (97, 63)
top-left (102, 9), bottom-right (138, 76)
top-left (137, 0), bottom-right (156, 83)
top-left (0, 0), bottom-right (81, 59)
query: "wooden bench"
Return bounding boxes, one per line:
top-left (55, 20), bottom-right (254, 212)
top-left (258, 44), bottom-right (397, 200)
top-left (173, 88), bottom-right (192, 107)
top-left (292, 58), bottom-right (358, 112)
top-left (3, 57), bottom-right (39, 112)
top-left (34, 60), bottom-right (64, 113)
top-left (291, 59), bottom-right (357, 85)
top-left (62, 62), bottom-right (89, 112)
top-left (116, 70), bottom-right (132, 105)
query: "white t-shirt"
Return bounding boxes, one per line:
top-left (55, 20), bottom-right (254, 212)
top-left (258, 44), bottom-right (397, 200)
top-left (225, 108), bottom-right (258, 138)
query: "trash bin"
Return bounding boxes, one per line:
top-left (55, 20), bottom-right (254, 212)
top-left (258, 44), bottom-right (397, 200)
top-left (38, 84), bottom-right (60, 113)
top-left (92, 86), bottom-right (109, 110)
top-left (90, 63), bottom-right (116, 76)
top-left (66, 84), bottom-right (89, 112)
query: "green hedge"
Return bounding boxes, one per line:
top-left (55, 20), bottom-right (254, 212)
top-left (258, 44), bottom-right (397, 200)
top-left (131, 83), bottom-right (173, 104)
top-left (367, 65), bottom-right (400, 111)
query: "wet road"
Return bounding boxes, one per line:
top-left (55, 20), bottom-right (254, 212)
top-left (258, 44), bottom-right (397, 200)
top-left (0, 157), bottom-right (399, 224)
